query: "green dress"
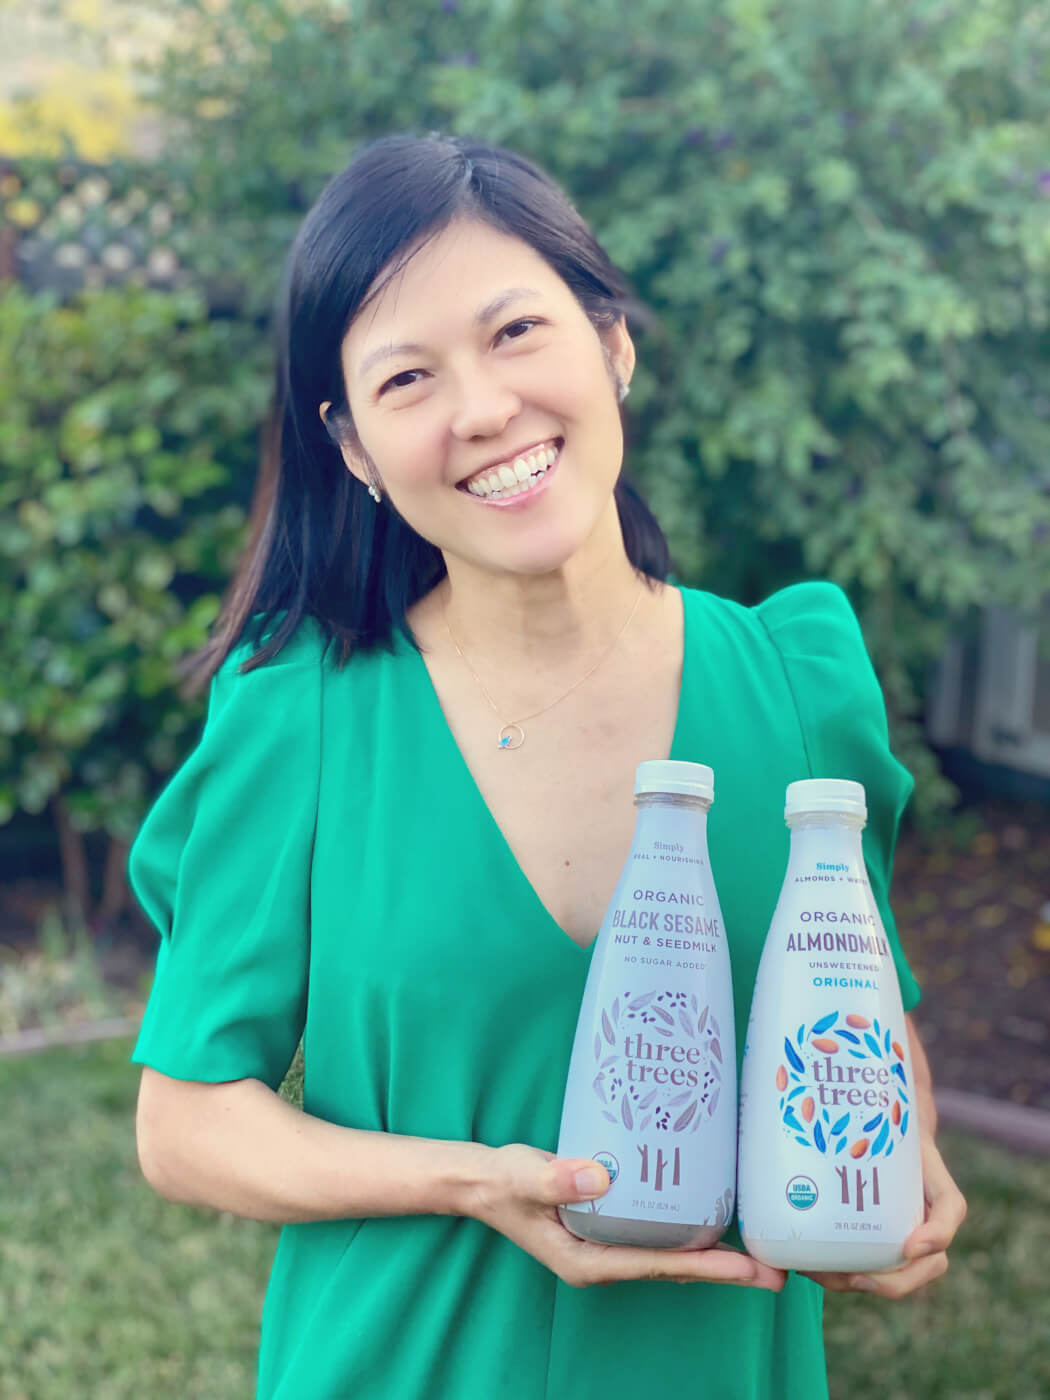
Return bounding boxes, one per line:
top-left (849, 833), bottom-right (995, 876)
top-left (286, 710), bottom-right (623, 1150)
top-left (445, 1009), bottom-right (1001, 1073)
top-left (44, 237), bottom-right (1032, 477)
top-left (130, 580), bottom-right (920, 1400)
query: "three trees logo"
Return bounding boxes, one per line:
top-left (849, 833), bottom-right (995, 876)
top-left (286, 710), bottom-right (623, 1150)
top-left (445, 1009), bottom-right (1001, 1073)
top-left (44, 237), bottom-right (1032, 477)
top-left (776, 1012), bottom-right (911, 1212)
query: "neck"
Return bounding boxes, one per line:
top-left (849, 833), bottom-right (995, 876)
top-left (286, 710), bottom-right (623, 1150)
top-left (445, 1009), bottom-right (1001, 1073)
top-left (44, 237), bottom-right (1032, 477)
top-left (439, 541), bottom-right (646, 671)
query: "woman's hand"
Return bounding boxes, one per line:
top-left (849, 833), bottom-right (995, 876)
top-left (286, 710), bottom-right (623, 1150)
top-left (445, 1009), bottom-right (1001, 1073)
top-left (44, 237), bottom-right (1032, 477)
top-left (468, 1143), bottom-right (786, 1291)
top-left (802, 1013), bottom-right (967, 1302)
top-left (801, 1129), bottom-right (966, 1299)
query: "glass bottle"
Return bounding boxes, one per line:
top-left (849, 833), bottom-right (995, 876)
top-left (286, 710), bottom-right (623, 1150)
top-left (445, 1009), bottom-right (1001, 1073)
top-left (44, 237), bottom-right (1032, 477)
top-left (557, 760), bottom-right (737, 1248)
top-left (738, 779), bottom-right (924, 1271)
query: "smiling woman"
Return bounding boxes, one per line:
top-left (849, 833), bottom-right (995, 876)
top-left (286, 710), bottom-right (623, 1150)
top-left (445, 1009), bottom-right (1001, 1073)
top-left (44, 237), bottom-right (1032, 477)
top-left (128, 132), bottom-right (964, 1400)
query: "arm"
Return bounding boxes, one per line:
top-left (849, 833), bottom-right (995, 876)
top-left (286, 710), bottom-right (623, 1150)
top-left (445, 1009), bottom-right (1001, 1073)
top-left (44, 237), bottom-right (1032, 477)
top-left (803, 1013), bottom-right (967, 1299)
top-left (136, 1068), bottom-right (786, 1292)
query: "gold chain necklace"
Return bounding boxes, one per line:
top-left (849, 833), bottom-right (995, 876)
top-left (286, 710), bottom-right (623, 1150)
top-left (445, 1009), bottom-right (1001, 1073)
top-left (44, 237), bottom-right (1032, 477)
top-left (444, 582), bottom-right (645, 750)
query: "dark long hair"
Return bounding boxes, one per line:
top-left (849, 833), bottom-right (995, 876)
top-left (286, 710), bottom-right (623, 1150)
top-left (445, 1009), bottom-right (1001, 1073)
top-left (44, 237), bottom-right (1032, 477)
top-left (188, 133), bottom-right (672, 689)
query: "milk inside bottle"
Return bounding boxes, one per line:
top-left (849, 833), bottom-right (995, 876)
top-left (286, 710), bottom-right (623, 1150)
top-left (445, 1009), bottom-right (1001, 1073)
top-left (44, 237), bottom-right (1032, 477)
top-left (557, 760), bottom-right (736, 1248)
top-left (738, 779), bottom-right (924, 1272)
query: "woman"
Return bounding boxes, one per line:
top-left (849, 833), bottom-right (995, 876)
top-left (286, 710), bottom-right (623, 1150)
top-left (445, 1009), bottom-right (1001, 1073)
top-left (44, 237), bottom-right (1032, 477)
top-left (131, 134), bottom-right (965, 1399)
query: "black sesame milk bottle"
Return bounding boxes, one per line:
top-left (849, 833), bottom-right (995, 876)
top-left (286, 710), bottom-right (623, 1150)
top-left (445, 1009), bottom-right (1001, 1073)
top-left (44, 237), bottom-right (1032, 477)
top-left (556, 760), bottom-right (737, 1247)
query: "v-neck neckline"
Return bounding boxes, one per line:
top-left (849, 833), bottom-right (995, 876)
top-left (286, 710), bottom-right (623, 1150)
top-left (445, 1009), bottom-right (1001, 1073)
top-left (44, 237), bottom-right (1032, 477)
top-left (402, 585), bottom-right (693, 956)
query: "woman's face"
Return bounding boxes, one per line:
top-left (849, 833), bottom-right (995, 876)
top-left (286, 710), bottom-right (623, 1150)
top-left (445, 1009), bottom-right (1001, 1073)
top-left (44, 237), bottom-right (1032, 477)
top-left (336, 217), bottom-right (634, 581)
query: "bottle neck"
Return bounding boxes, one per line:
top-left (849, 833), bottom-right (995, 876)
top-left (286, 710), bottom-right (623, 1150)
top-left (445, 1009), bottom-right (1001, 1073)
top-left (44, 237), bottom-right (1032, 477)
top-left (785, 814), bottom-right (866, 869)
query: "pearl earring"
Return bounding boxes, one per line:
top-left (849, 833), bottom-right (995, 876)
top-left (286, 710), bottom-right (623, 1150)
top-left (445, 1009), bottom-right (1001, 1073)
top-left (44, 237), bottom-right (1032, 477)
top-left (618, 381), bottom-right (631, 403)
top-left (367, 476), bottom-right (382, 504)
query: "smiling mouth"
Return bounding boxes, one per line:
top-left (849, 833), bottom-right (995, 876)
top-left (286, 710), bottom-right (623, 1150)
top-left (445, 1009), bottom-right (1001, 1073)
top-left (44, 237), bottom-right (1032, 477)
top-left (458, 438), bottom-right (562, 500)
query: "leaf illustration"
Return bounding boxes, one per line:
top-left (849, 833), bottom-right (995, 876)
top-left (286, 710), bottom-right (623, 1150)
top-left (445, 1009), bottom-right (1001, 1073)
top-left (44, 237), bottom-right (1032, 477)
top-left (711, 1017), bottom-right (721, 1038)
top-left (652, 1005), bottom-right (674, 1026)
top-left (708, 1089), bottom-right (720, 1117)
top-left (602, 1011), bottom-right (616, 1046)
top-left (711, 1060), bottom-right (722, 1081)
top-left (784, 1109), bottom-right (803, 1132)
top-left (679, 1010), bottom-right (695, 1038)
top-left (872, 1120), bottom-right (890, 1155)
top-left (784, 1038), bottom-right (804, 1073)
top-left (639, 1090), bottom-right (659, 1109)
top-left (848, 1050), bottom-right (866, 1059)
top-left (901, 1110), bottom-right (909, 1137)
top-left (838, 1029), bottom-right (860, 1045)
top-left (602, 1111), bottom-right (617, 1124)
top-left (794, 1135), bottom-right (810, 1147)
top-left (697, 1007), bottom-right (709, 1034)
top-left (812, 1011), bottom-right (838, 1035)
top-left (883, 1028), bottom-right (891, 1053)
top-left (835, 1137), bottom-right (848, 1154)
top-left (892, 1063), bottom-right (907, 1084)
top-left (711, 1039), bottom-right (723, 1064)
top-left (628, 991), bottom-right (657, 1011)
top-left (691, 995), bottom-right (698, 1013)
top-left (674, 1101), bottom-right (698, 1131)
top-left (864, 1033), bottom-right (882, 1057)
top-left (640, 1114), bottom-right (652, 1131)
top-left (873, 1019), bottom-right (882, 1038)
top-left (831, 1114), bottom-right (850, 1136)
top-left (863, 1113), bottom-right (884, 1134)
top-left (822, 1109), bottom-right (830, 1124)
top-left (797, 1023), bottom-right (805, 1046)
top-left (593, 1033), bottom-right (602, 1061)
top-left (885, 1140), bottom-right (895, 1158)
top-left (813, 1121), bottom-right (827, 1153)
top-left (667, 1090), bottom-right (692, 1106)
top-left (612, 998), bottom-right (621, 1025)
top-left (655, 1026), bottom-right (674, 1038)
top-left (601, 1055), bottom-right (618, 1069)
top-left (593, 1075), bottom-right (607, 1104)
top-left (898, 1088), bottom-right (910, 1104)
top-left (788, 1086), bottom-right (806, 1101)
top-left (621, 1095), bottom-right (634, 1130)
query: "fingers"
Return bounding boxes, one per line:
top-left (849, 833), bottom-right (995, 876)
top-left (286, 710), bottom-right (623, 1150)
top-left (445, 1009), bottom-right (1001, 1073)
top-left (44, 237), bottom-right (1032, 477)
top-left (539, 1157), bottom-right (611, 1208)
top-left (803, 1251), bottom-right (949, 1299)
top-left (558, 1234), bottom-right (787, 1292)
top-left (903, 1139), bottom-right (967, 1261)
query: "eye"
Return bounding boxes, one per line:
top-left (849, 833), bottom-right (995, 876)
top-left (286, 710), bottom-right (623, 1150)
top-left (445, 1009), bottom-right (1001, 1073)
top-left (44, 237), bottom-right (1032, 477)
top-left (378, 368), bottom-right (426, 397)
top-left (497, 317), bottom-right (543, 344)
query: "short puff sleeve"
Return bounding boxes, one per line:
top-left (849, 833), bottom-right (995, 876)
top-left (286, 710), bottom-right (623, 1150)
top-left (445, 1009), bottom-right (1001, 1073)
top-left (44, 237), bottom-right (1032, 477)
top-left (756, 581), bottom-right (920, 1012)
top-left (129, 624), bottom-right (322, 1088)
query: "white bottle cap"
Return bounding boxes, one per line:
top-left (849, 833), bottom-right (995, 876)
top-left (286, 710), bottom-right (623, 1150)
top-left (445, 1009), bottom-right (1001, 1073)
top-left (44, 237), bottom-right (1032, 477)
top-left (785, 778), bottom-right (867, 820)
top-left (634, 759), bottom-right (714, 801)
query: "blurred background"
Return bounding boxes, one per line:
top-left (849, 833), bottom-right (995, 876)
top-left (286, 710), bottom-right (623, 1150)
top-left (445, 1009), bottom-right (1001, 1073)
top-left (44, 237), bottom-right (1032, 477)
top-left (0, 1), bottom-right (1048, 1396)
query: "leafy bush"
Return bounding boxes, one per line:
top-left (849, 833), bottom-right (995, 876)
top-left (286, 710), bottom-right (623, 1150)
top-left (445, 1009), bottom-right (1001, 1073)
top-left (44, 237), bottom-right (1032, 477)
top-left (132, 0), bottom-right (1050, 811)
top-left (0, 282), bottom-right (264, 917)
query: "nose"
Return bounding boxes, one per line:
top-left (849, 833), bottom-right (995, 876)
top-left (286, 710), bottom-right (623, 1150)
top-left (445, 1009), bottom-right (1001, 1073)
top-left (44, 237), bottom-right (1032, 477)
top-left (447, 361), bottom-right (522, 441)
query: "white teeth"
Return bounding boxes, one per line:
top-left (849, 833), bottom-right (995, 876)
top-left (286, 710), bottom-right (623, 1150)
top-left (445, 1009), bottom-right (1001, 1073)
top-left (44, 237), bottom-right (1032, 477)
top-left (546, 445), bottom-right (557, 466)
top-left (498, 464), bottom-right (517, 487)
top-left (513, 457), bottom-right (530, 481)
top-left (464, 442), bottom-right (560, 498)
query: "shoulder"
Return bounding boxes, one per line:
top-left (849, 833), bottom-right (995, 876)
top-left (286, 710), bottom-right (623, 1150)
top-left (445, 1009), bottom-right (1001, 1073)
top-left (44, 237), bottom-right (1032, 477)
top-left (208, 614), bottom-right (329, 714)
top-left (679, 580), bottom-right (861, 661)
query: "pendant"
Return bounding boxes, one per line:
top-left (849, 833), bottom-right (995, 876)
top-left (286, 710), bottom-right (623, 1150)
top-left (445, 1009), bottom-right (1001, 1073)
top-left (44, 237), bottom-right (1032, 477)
top-left (497, 722), bottom-right (525, 751)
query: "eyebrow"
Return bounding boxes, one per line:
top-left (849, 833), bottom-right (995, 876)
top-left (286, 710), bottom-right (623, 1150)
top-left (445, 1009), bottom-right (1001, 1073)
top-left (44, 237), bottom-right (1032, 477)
top-left (356, 286), bottom-right (542, 381)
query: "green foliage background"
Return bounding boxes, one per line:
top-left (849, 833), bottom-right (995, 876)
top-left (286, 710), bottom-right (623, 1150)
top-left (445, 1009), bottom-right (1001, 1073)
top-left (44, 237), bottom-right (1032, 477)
top-left (4, 0), bottom-right (1050, 850)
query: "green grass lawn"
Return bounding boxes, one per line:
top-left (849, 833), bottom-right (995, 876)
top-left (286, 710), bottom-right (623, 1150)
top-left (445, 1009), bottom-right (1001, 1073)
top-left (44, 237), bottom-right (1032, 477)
top-left (1, 1040), bottom-right (1047, 1400)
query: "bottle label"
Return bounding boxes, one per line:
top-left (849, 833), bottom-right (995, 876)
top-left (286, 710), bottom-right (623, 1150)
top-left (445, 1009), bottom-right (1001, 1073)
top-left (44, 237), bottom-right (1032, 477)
top-left (558, 805), bottom-right (737, 1232)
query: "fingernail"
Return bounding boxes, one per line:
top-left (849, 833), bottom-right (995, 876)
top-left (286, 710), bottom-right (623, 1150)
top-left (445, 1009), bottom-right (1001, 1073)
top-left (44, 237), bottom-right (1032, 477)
top-left (574, 1168), bottom-right (606, 1198)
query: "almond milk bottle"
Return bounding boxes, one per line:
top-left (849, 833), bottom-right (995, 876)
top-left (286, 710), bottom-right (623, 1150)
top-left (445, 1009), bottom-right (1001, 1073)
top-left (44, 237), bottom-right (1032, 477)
top-left (557, 760), bottom-right (736, 1248)
top-left (738, 779), bottom-right (924, 1271)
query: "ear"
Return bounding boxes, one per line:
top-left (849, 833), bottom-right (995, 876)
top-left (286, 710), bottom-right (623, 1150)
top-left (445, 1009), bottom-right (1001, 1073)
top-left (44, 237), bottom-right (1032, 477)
top-left (602, 316), bottom-right (636, 394)
top-left (319, 400), bottom-right (372, 487)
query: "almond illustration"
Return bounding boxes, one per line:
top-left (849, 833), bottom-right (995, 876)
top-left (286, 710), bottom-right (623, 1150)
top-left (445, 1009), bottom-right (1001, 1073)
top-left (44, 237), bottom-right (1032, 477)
top-left (811, 1037), bottom-right (839, 1053)
top-left (849, 1137), bottom-right (869, 1158)
top-left (891, 1100), bottom-right (902, 1125)
top-left (801, 1097), bottom-right (815, 1123)
top-left (892, 1041), bottom-right (905, 1060)
top-left (776, 1065), bottom-right (788, 1091)
top-left (846, 1014), bottom-right (871, 1029)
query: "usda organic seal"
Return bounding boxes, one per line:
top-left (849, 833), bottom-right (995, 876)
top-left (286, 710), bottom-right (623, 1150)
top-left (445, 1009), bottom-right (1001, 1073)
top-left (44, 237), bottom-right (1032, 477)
top-left (785, 1175), bottom-right (818, 1211)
